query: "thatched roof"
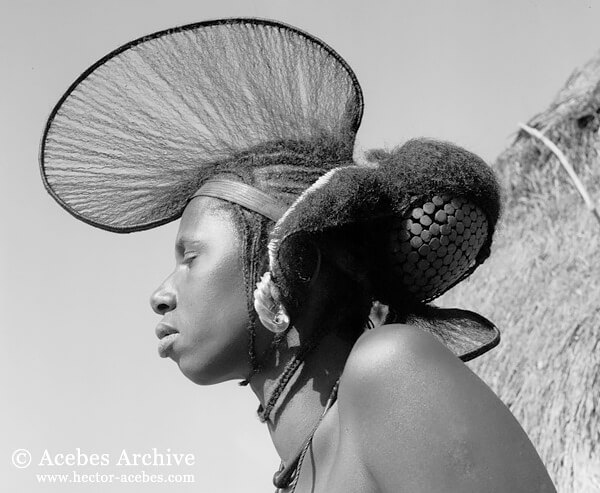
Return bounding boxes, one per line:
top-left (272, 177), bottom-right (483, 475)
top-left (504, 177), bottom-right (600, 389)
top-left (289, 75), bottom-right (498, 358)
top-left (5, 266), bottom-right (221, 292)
top-left (439, 50), bottom-right (600, 492)
top-left (499, 50), bottom-right (600, 201)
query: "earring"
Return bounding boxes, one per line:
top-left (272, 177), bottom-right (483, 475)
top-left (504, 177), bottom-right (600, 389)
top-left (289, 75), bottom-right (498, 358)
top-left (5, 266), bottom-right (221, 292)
top-left (270, 306), bottom-right (290, 333)
top-left (253, 272), bottom-right (290, 334)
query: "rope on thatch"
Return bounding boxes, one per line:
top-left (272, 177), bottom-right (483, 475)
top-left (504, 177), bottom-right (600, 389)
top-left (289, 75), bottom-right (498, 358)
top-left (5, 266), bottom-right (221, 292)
top-left (518, 122), bottom-right (600, 225)
top-left (438, 49), bottom-right (600, 493)
top-left (497, 50), bottom-right (600, 204)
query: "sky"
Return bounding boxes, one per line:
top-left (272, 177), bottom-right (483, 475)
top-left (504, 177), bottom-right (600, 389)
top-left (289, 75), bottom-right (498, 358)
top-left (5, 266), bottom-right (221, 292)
top-left (2, 1), bottom-right (599, 492)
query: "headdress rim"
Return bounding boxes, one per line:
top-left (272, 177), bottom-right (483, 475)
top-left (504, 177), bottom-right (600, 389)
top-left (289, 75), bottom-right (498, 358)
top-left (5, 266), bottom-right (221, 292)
top-left (38, 17), bottom-right (364, 234)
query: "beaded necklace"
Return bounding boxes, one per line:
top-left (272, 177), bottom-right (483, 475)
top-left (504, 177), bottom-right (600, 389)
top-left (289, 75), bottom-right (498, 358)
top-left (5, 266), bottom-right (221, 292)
top-left (273, 378), bottom-right (341, 492)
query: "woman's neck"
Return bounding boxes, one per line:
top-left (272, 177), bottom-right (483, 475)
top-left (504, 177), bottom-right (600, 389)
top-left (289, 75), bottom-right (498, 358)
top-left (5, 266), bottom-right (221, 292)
top-left (249, 325), bottom-right (354, 464)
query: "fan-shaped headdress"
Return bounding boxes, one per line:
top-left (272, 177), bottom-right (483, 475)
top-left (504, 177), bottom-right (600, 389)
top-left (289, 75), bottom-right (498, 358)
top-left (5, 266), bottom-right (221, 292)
top-left (41, 19), bottom-right (361, 231)
top-left (40, 19), bottom-right (500, 365)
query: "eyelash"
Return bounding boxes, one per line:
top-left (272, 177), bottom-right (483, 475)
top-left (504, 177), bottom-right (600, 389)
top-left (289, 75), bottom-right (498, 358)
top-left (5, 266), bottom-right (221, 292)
top-left (182, 252), bottom-right (198, 265)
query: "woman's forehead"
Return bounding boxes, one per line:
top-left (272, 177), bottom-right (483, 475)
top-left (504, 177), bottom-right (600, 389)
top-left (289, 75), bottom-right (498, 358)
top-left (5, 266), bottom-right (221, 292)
top-left (177, 196), bottom-right (237, 241)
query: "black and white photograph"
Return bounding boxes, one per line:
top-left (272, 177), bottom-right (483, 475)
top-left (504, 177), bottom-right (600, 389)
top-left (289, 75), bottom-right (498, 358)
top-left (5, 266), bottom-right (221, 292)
top-left (2, 1), bottom-right (599, 492)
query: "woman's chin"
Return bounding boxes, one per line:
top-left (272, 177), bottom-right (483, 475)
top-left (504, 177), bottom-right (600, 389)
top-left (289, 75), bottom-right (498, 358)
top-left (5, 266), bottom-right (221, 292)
top-left (177, 357), bottom-right (237, 386)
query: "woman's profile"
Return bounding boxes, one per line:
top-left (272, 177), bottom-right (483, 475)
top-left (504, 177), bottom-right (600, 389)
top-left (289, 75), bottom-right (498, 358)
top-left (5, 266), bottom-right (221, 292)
top-left (40, 18), bottom-right (556, 492)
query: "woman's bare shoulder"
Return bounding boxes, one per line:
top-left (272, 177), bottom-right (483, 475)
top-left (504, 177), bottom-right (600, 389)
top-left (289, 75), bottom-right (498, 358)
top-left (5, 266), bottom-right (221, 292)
top-left (336, 323), bottom-right (556, 493)
top-left (337, 323), bottom-right (474, 431)
top-left (339, 323), bottom-right (463, 399)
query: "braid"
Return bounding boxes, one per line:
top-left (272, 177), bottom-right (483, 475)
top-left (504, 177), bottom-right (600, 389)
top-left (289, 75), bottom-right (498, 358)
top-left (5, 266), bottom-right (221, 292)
top-left (228, 201), bottom-right (328, 411)
top-left (241, 329), bottom-right (287, 386)
top-left (228, 204), bottom-right (258, 382)
top-left (258, 230), bottom-right (374, 421)
top-left (258, 355), bottom-right (302, 422)
top-left (224, 195), bottom-right (372, 419)
top-left (229, 203), bottom-right (280, 385)
top-left (257, 322), bottom-right (329, 422)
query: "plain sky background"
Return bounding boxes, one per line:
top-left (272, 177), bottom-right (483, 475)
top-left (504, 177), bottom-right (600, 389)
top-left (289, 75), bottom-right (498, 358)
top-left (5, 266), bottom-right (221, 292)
top-left (2, 1), bottom-right (599, 492)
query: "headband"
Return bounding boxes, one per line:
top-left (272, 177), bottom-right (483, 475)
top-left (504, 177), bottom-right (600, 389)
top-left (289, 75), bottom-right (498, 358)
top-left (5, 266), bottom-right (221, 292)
top-left (191, 179), bottom-right (288, 222)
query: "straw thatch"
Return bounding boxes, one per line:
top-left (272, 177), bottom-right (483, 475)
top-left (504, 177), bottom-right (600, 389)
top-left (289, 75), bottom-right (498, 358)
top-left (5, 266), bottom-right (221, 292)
top-left (439, 50), bottom-right (600, 492)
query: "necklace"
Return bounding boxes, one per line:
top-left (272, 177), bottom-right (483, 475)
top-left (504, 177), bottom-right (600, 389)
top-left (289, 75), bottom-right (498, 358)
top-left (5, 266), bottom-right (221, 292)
top-left (273, 378), bottom-right (341, 491)
top-left (259, 324), bottom-right (331, 422)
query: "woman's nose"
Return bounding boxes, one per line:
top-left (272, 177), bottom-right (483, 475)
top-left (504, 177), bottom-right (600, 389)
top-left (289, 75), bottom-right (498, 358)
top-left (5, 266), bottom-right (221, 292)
top-left (150, 279), bottom-right (177, 315)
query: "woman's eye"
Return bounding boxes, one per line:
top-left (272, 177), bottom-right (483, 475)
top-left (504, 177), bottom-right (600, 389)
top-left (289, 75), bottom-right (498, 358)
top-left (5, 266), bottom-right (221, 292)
top-left (182, 252), bottom-right (198, 264)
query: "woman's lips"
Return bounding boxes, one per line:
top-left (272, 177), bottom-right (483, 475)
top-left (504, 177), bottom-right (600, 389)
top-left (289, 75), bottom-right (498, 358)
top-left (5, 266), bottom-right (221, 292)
top-left (155, 323), bottom-right (179, 358)
top-left (157, 333), bottom-right (179, 358)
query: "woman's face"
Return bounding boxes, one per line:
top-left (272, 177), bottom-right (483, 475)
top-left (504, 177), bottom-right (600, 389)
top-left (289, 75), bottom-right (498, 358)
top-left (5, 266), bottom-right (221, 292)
top-left (150, 197), bottom-right (251, 385)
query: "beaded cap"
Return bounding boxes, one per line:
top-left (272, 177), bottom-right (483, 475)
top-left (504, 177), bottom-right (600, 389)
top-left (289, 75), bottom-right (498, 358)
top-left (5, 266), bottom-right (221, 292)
top-left (389, 195), bottom-right (488, 302)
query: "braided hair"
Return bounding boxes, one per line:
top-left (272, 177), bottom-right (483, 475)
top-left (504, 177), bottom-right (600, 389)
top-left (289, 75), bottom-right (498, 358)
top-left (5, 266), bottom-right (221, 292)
top-left (221, 198), bottom-right (375, 422)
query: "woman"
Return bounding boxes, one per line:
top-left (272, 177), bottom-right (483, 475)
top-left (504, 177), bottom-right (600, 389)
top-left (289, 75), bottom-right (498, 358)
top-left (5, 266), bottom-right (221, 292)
top-left (40, 19), bottom-right (556, 492)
